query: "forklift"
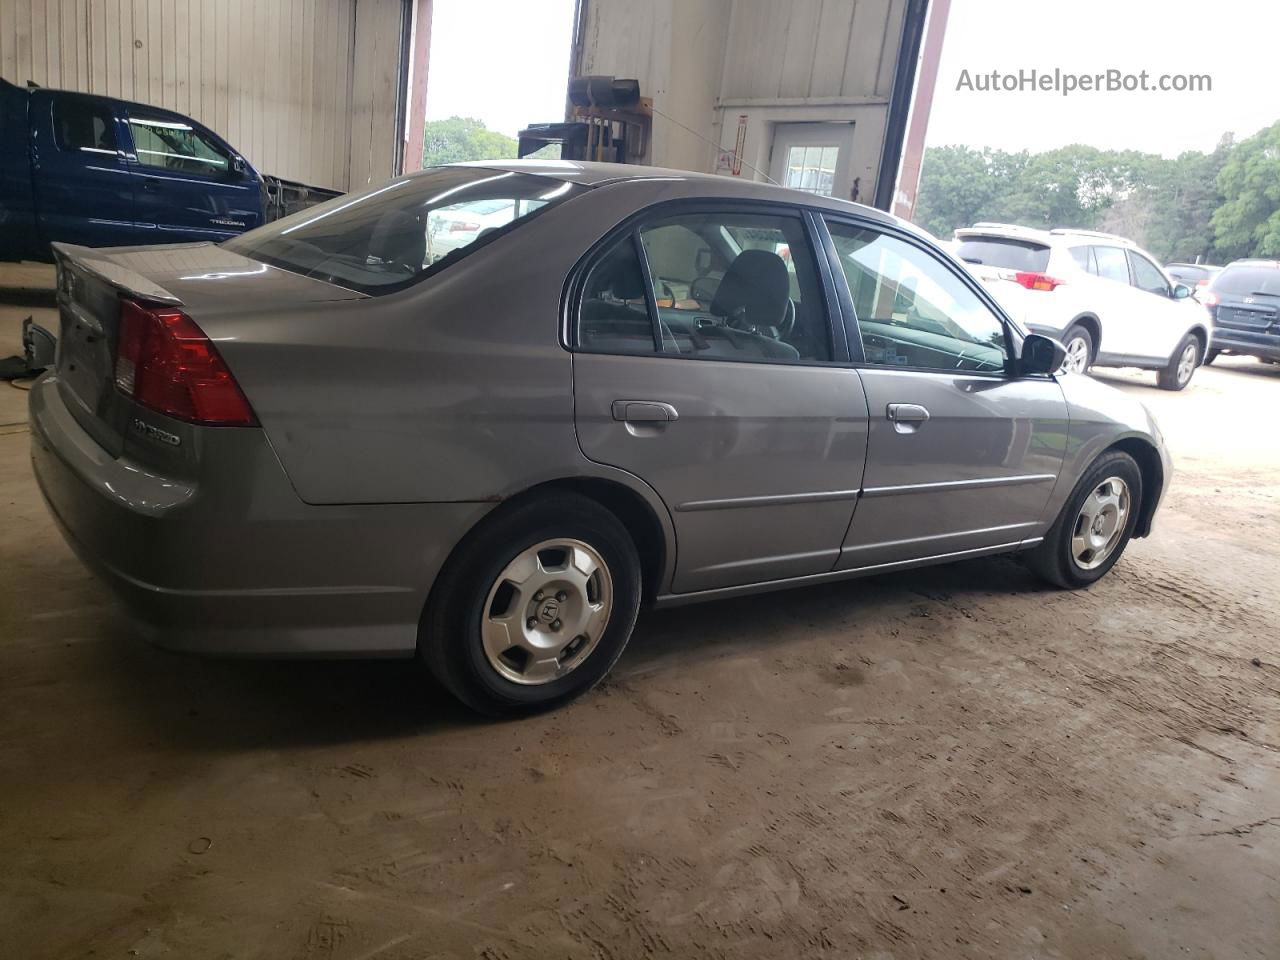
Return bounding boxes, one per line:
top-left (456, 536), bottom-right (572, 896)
top-left (517, 76), bottom-right (651, 164)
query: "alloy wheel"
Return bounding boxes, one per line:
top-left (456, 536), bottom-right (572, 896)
top-left (1061, 336), bottom-right (1090, 374)
top-left (1176, 341), bottom-right (1198, 386)
top-left (480, 538), bottom-right (613, 685)
top-left (1070, 477), bottom-right (1130, 570)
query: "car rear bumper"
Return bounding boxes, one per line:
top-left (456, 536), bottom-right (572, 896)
top-left (29, 374), bottom-right (493, 657)
top-left (1210, 330), bottom-right (1280, 362)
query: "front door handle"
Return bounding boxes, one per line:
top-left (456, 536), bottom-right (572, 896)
top-left (887, 403), bottom-right (930, 434)
top-left (612, 400), bottom-right (679, 423)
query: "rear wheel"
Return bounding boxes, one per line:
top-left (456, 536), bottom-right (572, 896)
top-left (1158, 334), bottom-right (1200, 390)
top-left (421, 493), bottom-right (642, 715)
top-left (1028, 450), bottom-right (1142, 589)
top-left (1059, 325), bottom-right (1093, 375)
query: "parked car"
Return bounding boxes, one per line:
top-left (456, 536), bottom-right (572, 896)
top-left (1165, 261), bottom-right (1221, 296)
top-left (1202, 259), bottom-right (1280, 365)
top-left (426, 198), bottom-right (518, 260)
top-left (0, 77), bottom-right (338, 261)
top-left (30, 162), bottom-right (1171, 714)
top-left (954, 224), bottom-right (1211, 390)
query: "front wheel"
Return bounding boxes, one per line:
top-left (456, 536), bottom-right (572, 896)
top-left (1157, 334), bottom-right (1201, 390)
top-left (1028, 450), bottom-right (1142, 589)
top-left (421, 493), bottom-right (642, 715)
top-left (1059, 325), bottom-right (1093, 375)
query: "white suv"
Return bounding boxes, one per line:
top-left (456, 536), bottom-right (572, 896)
top-left (953, 224), bottom-right (1212, 390)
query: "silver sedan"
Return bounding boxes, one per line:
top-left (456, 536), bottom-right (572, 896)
top-left (30, 160), bottom-right (1171, 713)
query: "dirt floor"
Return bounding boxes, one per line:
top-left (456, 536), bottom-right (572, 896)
top-left (1, 263), bottom-right (1278, 959)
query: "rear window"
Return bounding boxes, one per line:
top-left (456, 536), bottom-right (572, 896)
top-left (224, 168), bottom-right (583, 295)
top-left (954, 237), bottom-right (1050, 272)
top-left (1210, 265), bottom-right (1280, 297)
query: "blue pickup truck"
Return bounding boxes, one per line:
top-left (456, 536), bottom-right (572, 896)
top-left (1, 78), bottom-right (338, 262)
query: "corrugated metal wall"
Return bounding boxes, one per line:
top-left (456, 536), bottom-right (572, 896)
top-left (0, 0), bottom-right (407, 191)
top-left (720, 0), bottom-right (905, 101)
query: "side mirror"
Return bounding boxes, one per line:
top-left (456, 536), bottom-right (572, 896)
top-left (230, 156), bottom-right (247, 178)
top-left (1171, 282), bottom-right (1193, 300)
top-left (1020, 333), bottom-right (1067, 375)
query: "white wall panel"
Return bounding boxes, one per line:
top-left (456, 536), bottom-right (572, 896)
top-left (0, 0), bottom-right (407, 191)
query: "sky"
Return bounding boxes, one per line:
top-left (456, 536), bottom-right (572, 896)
top-left (424, 0), bottom-right (576, 138)
top-left (926, 0), bottom-right (1280, 156)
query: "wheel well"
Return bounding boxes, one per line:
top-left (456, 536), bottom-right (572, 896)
top-left (1107, 437), bottom-right (1163, 538)
top-left (1070, 315), bottom-right (1101, 360)
top-left (1187, 326), bottom-right (1208, 354)
top-left (459, 478), bottom-right (667, 604)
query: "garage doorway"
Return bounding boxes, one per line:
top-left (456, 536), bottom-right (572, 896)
top-left (769, 122), bottom-right (857, 201)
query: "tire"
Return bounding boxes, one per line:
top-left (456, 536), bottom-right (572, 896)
top-left (1157, 334), bottom-right (1201, 390)
top-left (420, 492), bottom-right (642, 715)
top-left (1028, 450), bottom-right (1143, 589)
top-left (1204, 348), bottom-right (1220, 365)
top-left (1059, 325), bottom-right (1093, 375)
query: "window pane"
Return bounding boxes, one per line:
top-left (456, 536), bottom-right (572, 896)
top-left (225, 169), bottom-right (582, 296)
top-left (1093, 246), bottom-right (1130, 284)
top-left (1068, 246), bottom-right (1092, 272)
top-left (827, 221), bottom-right (1007, 373)
top-left (633, 211), bottom-right (830, 362)
top-left (1129, 253), bottom-right (1169, 296)
top-left (955, 238), bottom-right (1051, 272)
top-left (578, 236), bottom-right (656, 355)
top-left (782, 143), bottom-right (839, 196)
top-left (129, 114), bottom-right (230, 177)
top-left (52, 98), bottom-right (117, 153)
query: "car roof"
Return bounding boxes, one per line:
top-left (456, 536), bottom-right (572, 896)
top-left (447, 159), bottom-right (909, 233)
top-left (954, 222), bottom-right (1141, 249)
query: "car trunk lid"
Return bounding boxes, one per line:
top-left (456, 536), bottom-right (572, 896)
top-left (49, 241), bottom-right (364, 460)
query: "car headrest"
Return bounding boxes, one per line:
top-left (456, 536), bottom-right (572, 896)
top-left (368, 211), bottom-right (425, 270)
top-left (711, 249), bottom-right (790, 328)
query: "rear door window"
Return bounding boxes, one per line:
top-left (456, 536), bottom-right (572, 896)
top-left (954, 237), bottom-right (1050, 272)
top-left (1069, 246), bottom-right (1097, 274)
top-left (577, 208), bottom-right (834, 363)
top-left (52, 96), bottom-right (118, 154)
top-left (1092, 246), bottom-right (1131, 284)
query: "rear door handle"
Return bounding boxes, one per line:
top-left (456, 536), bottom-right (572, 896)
top-left (887, 403), bottom-right (930, 434)
top-left (612, 400), bottom-right (679, 423)
top-left (142, 177), bottom-right (160, 192)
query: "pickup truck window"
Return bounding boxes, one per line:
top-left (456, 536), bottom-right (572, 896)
top-left (128, 113), bottom-right (231, 177)
top-left (225, 167), bottom-right (583, 296)
top-left (52, 97), bottom-right (117, 154)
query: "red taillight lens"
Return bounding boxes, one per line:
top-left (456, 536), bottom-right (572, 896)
top-left (1013, 271), bottom-right (1064, 291)
top-left (114, 298), bottom-right (257, 426)
top-left (449, 220), bottom-right (481, 232)
top-left (1201, 290), bottom-right (1220, 307)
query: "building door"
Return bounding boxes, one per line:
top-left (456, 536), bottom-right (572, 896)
top-left (769, 122), bottom-right (857, 202)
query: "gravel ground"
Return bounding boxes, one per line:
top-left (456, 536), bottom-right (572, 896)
top-left (1, 267), bottom-right (1277, 959)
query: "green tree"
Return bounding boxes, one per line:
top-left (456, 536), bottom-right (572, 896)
top-left (422, 116), bottom-right (517, 167)
top-left (1212, 122), bottom-right (1280, 259)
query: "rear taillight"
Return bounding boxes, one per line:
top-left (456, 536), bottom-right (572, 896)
top-left (114, 298), bottom-right (257, 426)
top-left (449, 220), bottom-right (480, 232)
top-left (1013, 272), bottom-right (1064, 291)
top-left (1201, 290), bottom-right (1221, 307)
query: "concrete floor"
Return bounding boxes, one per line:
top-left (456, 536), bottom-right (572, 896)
top-left (1, 264), bottom-right (1278, 959)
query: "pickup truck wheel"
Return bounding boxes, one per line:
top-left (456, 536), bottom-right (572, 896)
top-left (1157, 334), bottom-right (1200, 390)
top-left (420, 493), bottom-right (642, 715)
top-left (1028, 450), bottom-right (1142, 589)
top-left (1059, 325), bottom-right (1093, 375)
